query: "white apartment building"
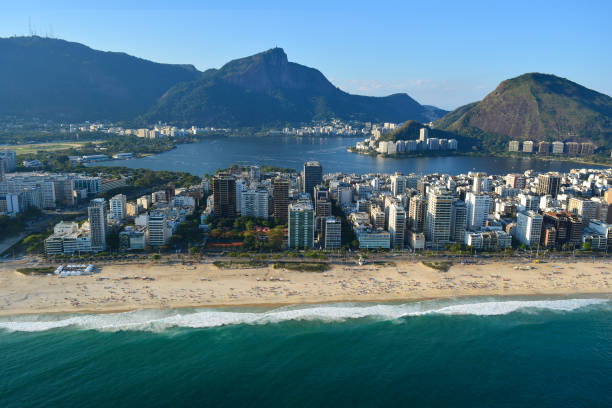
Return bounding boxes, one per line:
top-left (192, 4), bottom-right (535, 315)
top-left (148, 210), bottom-right (170, 246)
top-left (515, 210), bottom-right (543, 247)
top-left (109, 194), bottom-right (127, 220)
top-left (466, 192), bottom-right (490, 230)
top-left (241, 189), bottom-right (269, 219)
top-left (390, 173), bottom-right (406, 196)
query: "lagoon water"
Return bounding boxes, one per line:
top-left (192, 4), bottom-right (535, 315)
top-left (1, 297), bottom-right (612, 407)
top-left (95, 136), bottom-right (607, 176)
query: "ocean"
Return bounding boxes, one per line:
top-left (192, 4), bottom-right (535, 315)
top-left (1, 297), bottom-right (612, 407)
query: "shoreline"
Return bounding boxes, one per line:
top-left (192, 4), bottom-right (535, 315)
top-left (347, 148), bottom-right (611, 167)
top-left (1, 291), bottom-right (610, 318)
top-left (2, 258), bottom-right (612, 318)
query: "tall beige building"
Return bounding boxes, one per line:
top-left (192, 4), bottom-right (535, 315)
top-left (425, 188), bottom-right (453, 249)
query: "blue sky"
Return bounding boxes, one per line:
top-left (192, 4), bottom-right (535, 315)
top-left (3, 0), bottom-right (611, 110)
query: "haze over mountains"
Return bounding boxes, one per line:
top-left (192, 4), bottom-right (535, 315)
top-left (0, 36), bottom-right (446, 125)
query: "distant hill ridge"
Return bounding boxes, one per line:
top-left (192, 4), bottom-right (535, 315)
top-left (0, 37), bottom-right (447, 126)
top-left (435, 73), bottom-right (612, 147)
top-left (0, 36), bottom-right (201, 121)
top-left (144, 47), bottom-right (447, 126)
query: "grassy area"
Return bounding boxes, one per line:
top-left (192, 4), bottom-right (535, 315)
top-left (273, 262), bottom-right (330, 272)
top-left (372, 261), bottom-right (396, 267)
top-left (213, 260), bottom-right (267, 269)
top-left (16, 267), bottom-right (55, 275)
top-left (422, 261), bottom-right (453, 272)
top-left (4, 141), bottom-right (99, 155)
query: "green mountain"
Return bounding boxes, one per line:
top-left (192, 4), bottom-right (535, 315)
top-left (0, 36), bottom-right (201, 121)
top-left (144, 48), bottom-right (447, 127)
top-left (435, 73), bottom-right (612, 147)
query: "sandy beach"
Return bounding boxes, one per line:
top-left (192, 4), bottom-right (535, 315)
top-left (1, 258), bottom-right (611, 316)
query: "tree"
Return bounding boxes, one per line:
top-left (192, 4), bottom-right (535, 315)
top-left (189, 246), bottom-right (200, 258)
top-left (210, 228), bottom-right (223, 239)
top-left (268, 226), bottom-right (285, 250)
top-left (243, 234), bottom-right (257, 250)
top-left (583, 241), bottom-right (592, 251)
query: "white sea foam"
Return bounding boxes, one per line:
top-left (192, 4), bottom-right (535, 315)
top-left (0, 298), bottom-right (609, 333)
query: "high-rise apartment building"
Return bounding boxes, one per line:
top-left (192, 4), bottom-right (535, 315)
top-left (370, 206), bottom-right (386, 229)
top-left (552, 141), bottom-right (564, 154)
top-left (390, 173), bottom-right (406, 196)
top-left (137, 195), bottom-right (152, 210)
top-left (388, 203), bottom-right (406, 249)
top-left (505, 174), bottom-right (526, 189)
top-left (148, 210), bottom-right (170, 247)
top-left (408, 195), bottom-right (426, 232)
top-left (322, 216), bottom-right (342, 249)
top-left (88, 198), bottom-right (107, 252)
top-left (542, 211), bottom-right (583, 249)
top-left (303, 161), bottom-right (322, 200)
top-left (419, 127), bottom-right (429, 141)
top-left (109, 194), bottom-right (127, 220)
top-left (314, 185), bottom-right (331, 216)
top-left (272, 177), bottom-right (290, 223)
top-left (213, 173), bottom-right (237, 218)
top-left (250, 165), bottom-right (261, 181)
top-left (288, 199), bottom-right (315, 249)
top-left (451, 200), bottom-right (467, 243)
top-left (472, 172), bottom-right (489, 193)
top-left (241, 189), bottom-right (269, 219)
top-left (466, 192), bottom-right (490, 230)
top-left (516, 210), bottom-right (543, 247)
top-left (537, 174), bottom-right (561, 197)
top-left (0, 150), bottom-right (17, 172)
top-left (538, 141), bottom-right (551, 154)
top-left (568, 197), bottom-right (599, 224)
top-left (508, 141), bottom-right (520, 152)
top-left (234, 178), bottom-right (247, 215)
top-left (151, 190), bottom-right (167, 204)
top-left (425, 188), bottom-right (453, 249)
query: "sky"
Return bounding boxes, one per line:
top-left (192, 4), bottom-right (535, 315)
top-left (2, 0), bottom-right (611, 110)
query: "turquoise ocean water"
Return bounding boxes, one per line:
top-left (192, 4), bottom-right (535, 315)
top-left (1, 297), bottom-right (612, 407)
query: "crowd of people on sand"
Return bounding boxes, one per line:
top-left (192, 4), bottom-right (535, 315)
top-left (1, 259), bottom-right (611, 315)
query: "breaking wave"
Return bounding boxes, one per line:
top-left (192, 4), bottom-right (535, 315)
top-left (0, 298), bottom-right (609, 333)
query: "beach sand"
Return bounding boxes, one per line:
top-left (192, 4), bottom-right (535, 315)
top-left (1, 258), bottom-right (611, 316)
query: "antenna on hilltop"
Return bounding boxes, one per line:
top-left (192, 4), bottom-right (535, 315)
top-left (28, 17), bottom-right (32, 36)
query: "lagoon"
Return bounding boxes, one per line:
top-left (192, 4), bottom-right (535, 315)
top-left (95, 136), bottom-right (607, 175)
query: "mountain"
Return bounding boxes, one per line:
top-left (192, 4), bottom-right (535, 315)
top-left (435, 73), bottom-right (612, 147)
top-left (144, 48), bottom-right (447, 127)
top-left (0, 36), bottom-right (201, 121)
